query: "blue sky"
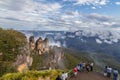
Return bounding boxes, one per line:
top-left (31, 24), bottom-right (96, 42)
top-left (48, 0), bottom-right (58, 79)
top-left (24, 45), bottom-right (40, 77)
top-left (0, 0), bottom-right (120, 31)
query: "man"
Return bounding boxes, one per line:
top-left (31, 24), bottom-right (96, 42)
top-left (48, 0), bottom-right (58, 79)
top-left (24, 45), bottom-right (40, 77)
top-left (107, 66), bottom-right (112, 77)
top-left (90, 62), bottom-right (94, 71)
top-left (61, 72), bottom-right (67, 80)
top-left (113, 68), bottom-right (119, 80)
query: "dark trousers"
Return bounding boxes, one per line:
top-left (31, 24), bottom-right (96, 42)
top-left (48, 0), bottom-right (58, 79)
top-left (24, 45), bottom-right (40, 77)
top-left (90, 66), bottom-right (93, 71)
top-left (107, 72), bottom-right (111, 77)
top-left (113, 77), bottom-right (117, 80)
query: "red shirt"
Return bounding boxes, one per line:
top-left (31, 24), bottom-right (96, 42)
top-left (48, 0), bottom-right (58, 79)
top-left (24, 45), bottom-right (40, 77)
top-left (74, 68), bottom-right (78, 72)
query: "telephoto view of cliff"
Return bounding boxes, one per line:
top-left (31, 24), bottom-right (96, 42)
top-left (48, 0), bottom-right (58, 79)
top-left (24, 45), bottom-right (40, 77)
top-left (0, 0), bottom-right (120, 80)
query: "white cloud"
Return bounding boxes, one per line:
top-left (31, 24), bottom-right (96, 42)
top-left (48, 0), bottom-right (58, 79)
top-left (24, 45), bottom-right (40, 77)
top-left (96, 39), bottom-right (102, 44)
top-left (91, 7), bottom-right (96, 9)
top-left (0, 0), bottom-right (62, 23)
top-left (65, 0), bottom-right (109, 6)
top-left (0, 0), bottom-right (120, 31)
top-left (115, 2), bottom-right (120, 5)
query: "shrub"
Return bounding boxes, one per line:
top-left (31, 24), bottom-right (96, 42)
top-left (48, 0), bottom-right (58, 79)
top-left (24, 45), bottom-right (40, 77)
top-left (0, 70), bottom-right (63, 80)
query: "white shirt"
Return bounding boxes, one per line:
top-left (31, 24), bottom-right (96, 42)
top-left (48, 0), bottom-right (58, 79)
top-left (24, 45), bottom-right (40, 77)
top-left (61, 73), bottom-right (66, 80)
top-left (90, 63), bottom-right (94, 66)
top-left (107, 67), bottom-right (112, 73)
top-left (65, 73), bottom-right (68, 78)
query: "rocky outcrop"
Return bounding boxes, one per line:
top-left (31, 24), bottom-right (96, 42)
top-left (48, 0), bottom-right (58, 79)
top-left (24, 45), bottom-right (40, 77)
top-left (48, 46), bottom-right (65, 69)
top-left (36, 37), bottom-right (44, 55)
top-left (14, 44), bottom-right (33, 73)
top-left (29, 36), bottom-right (49, 55)
top-left (43, 38), bottom-right (49, 53)
top-left (29, 36), bottom-right (35, 50)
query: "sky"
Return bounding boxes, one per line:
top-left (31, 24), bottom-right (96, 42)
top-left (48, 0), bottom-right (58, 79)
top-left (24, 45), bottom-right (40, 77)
top-left (0, 0), bottom-right (120, 31)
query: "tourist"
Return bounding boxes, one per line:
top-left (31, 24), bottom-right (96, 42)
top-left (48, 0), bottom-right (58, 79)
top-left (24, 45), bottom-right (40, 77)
top-left (90, 62), bottom-right (94, 71)
top-left (61, 72), bottom-right (66, 80)
top-left (83, 62), bottom-right (86, 70)
top-left (65, 72), bottom-right (68, 80)
top-left (104, 66), bottom-right (108, 76)
top-left (107, 66), bottom-right (112, 77)
top-left (79, 63), bottom-right (83, 72)
top-left (113, 68), bottom-right (119, 80)
top-left (77, 64), bottom-right (80, 72)
top-left (74, 67), bottom-right (78, 77)
top-left (86, 63), bottom-right (90, 72)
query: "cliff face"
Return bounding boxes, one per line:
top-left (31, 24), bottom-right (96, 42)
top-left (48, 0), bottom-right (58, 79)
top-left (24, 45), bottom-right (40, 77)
top-left (14, 44), bottom-right (33, 73)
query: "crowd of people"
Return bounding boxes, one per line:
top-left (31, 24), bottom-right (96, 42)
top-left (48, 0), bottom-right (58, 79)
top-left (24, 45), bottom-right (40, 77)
top-left (73, 62), bottom-right (94, 77)
top-left (104, 66), bottom-right (119, 80)
top-left (56, 62), bottom-right (119, 80)
top-left (56, 62), bottom-right (94, 80)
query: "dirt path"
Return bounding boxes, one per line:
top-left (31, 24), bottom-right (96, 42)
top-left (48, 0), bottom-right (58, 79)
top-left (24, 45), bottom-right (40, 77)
top-left (70, 71), bottom-right (112, 80)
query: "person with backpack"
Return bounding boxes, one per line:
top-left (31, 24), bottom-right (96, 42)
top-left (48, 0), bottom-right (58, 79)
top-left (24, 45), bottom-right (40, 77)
top-left (113, 68), bottom-right (119, 80)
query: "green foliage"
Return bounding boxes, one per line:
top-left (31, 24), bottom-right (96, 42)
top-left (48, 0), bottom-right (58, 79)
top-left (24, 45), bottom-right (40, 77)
top-left (0, 28), bottom-right (27, 76)
top-left (30, 52), bottom-right (50, 70)
top-left (0, 70), bottom-right (62, 80)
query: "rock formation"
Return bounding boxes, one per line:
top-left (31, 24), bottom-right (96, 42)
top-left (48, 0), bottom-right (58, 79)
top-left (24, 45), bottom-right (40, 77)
top-left (29, 36), bottom-right (50, 55)
top-left (35, 37), bottom-right (44, 55)
top-left (48, 46), bottom-right (65, 69)
top-left (29, 36), bottom-right (35, 50)
top-left (43, 38), bottom-right (49, 53)
top-left (15, 54), bottom-right (33, 73)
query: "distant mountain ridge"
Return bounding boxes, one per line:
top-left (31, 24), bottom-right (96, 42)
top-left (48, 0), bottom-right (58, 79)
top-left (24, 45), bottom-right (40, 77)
top-left (20, 29), bottom-right (120, 61)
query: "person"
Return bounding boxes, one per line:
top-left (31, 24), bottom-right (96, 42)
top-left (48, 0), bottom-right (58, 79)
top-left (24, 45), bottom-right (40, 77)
top-left (56, 75), bottom-right (62, 80)
top-left (86, 63), bottom-right (90, 72)
top-left (113, 68), bottom-right (119, 80)
top-left (90, 62), bottom-right (94, 71)
top-left (64, 72), bottom-right (68, 80)
top-left (83, 62), bottom-right (86, 70)
top-left (74, 67), bottom-right (78, 77)
top-left (79, 63), bottom-right (83, 72)
top-left (61, 72), bottom-right (67, 80)
top-left (107, 66), bottom-right (112, 77)
top-left (77, 64), bottom-right (80, 72)
top-left (104, 66), bottom-right (108, 76)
